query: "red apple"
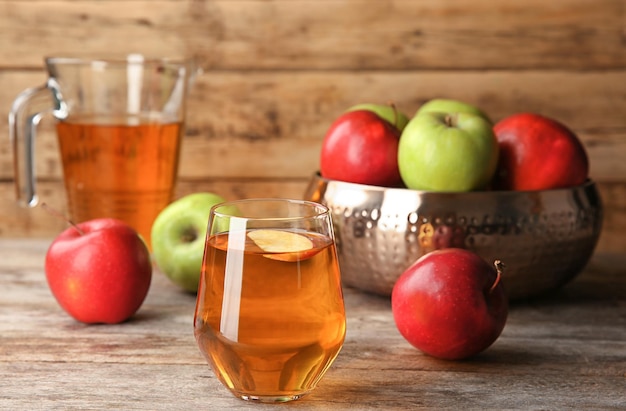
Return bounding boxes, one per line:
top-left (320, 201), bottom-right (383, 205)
top-left (492, 113), bottom-right (589, 190)
top-left (45, 218), bottom-right (153, 324)
top-left (391, 248), bottom-right (508, 360)
top-left (320, 109), bottom-right (403, 187)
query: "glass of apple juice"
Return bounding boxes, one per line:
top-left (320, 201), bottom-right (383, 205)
top-left (193, 198), bottom-right (346, 403)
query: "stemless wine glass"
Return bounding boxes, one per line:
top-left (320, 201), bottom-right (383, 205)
top-left (193, 198), bottom-right (346, 403)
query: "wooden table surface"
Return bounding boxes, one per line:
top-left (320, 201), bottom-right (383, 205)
top-left (1, 238), bottom-right (624, 410)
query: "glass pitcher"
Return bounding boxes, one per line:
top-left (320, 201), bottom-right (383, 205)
top-left (9, 54), bottom-right (195, 248)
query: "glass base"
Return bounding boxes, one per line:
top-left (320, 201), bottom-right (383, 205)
top-left (235, 391), bottom-right (311, 403)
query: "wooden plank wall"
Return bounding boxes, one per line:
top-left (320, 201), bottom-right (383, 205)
top-left (0, 0), bottom-right (625, 253)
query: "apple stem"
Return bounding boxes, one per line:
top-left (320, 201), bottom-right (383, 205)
top-left (490, 260), bottom-right (504, 294)
top-left (444, 114), bottom-right (455, 127)
top-left (388, 101), bottom-right (399, 128)
top-left (40, 202), bottom-right (85, 236)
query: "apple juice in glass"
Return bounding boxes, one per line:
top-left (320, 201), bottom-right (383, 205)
top-left (194, 198), bottom-right (346, 403)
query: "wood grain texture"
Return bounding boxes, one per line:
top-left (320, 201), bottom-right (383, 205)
top-left (0, 0), bottom-right (623, 70)
top-left (0, 239), bottom-right (624, 410)
top-left (1, 70), bottom-right (625, 180)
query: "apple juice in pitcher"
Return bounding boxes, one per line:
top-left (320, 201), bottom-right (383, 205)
top-left (9, 56), bottom-right (193, 250)
top-left (194, 228), bottom-right (346, 400)
top-left (56, 114), bottom-right (182, 248)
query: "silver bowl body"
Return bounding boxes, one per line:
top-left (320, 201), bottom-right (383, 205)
top-left (304, 173), bottom-right (603, 300)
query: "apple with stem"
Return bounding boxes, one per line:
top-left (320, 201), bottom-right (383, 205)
top-left (346, 103), bottom-right (410, 131)
top-left (398, 111), bottom-right (499, 191)
top-left (320, 109), bottom-right (404, 187)
top-left (417, 98), bottom-right (492, 124)
top-left (492, 112), bottom-right (589, 191)
top-left (45, 217), bottom-right (153, 324)
top-left (392, 248), bottom-right (508, 360)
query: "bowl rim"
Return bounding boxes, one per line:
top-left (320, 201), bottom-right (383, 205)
top-left (310, 171), bottom-right (598, 196)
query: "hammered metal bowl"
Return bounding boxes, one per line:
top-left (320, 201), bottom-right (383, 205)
top-left (304, 172), bottom-right (603, 301)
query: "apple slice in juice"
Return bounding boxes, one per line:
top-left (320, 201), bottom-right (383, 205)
top-left (247, 229), bottom-right (320, 262)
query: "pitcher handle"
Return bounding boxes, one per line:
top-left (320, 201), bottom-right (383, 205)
top-left (8, 78), bottom-right (67, 207)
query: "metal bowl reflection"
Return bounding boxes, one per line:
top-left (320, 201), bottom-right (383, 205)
top-left (304, 173), bottom-right (603, 301)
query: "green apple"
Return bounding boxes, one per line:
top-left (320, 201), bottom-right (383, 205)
top-left (151, 192), bottom-right (226, 292)
top-left (398, 112), bottom-right (498, 192)
top-left (347, 103), bottom-right (410, 131)
top-left (417, 98), bottom-right (492, 124)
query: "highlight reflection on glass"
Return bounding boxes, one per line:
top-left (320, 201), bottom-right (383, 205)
top-left (193, 198), bottom-right (346, 403)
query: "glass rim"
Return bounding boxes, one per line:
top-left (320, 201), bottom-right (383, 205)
top-left (211, 198), bottom-right (330, 221)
